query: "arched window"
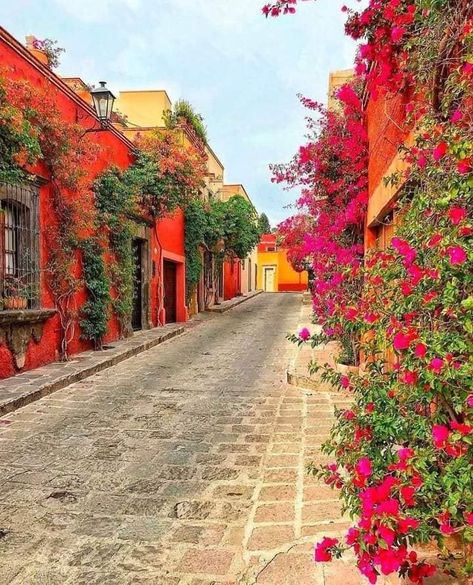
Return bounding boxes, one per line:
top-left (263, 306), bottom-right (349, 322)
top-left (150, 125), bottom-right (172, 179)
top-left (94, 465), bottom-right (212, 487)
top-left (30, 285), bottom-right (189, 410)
top-left (0, 183), bottom-right (40, 310)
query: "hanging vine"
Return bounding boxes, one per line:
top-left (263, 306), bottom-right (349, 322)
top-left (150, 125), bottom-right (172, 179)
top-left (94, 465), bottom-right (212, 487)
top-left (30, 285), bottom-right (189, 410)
top-left (1, 73), bottom-right (98, 359)
top-left (93, 167), bottom-right (135, 337)
top-left (79, 238), bottom-right (110, 350)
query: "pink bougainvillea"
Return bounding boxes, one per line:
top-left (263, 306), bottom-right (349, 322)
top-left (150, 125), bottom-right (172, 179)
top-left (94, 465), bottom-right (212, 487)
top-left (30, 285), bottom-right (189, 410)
top-left (267, 0), bottom-right (473, 582)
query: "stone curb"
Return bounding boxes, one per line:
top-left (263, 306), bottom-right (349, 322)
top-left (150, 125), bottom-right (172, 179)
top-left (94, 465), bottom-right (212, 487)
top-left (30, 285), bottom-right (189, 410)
top-left (206, 289), bottom-right (263, 314)
top-left (286, 369), bottom-right (322, 391)
top-left (0, 325), bottom-right (184, 416)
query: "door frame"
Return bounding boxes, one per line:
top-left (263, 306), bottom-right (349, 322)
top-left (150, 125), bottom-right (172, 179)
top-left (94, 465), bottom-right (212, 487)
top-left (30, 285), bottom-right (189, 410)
top-left (131, 227), bottom-right (152, 331)
top-left (163, 258), bottom-right (178, 324)
top-left (263, 265), bottom-right (277, 292)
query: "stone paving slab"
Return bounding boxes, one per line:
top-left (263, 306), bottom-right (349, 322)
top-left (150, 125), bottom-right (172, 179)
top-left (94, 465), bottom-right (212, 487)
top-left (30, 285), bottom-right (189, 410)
top-left (0, 292), bottom-right (444, 584)
top-left (206, 290), bottom-right (263, 314)
top-left (0, 291), bottom-right (268, 417)
top-left (286, 304), bottom-right (340, 393)
top-left (0, 324), bottom-right (185, 416)
top-left (0, 293), bottom-right (304, 584)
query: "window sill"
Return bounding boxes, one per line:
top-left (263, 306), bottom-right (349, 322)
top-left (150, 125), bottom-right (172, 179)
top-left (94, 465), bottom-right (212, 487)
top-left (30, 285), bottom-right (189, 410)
top-left (0, 309), bottom-right (56, 326)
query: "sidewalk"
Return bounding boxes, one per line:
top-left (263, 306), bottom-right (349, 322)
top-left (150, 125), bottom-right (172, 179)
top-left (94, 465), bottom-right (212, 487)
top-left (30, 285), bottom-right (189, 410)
top-left (207, 290), bottom-right (263, 314)
top-left (0, 324), bottom-right (185, 416)
top-left (286, 304), bottom-right (338, 393)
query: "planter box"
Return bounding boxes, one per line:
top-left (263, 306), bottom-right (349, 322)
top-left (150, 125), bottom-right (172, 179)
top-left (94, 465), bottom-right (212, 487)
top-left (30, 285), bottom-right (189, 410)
top-left (334, 362), bottom-right (359, 376)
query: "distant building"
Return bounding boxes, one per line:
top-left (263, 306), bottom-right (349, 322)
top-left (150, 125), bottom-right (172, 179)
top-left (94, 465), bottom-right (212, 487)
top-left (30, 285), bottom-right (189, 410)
top-left (257, 234), bottom-right (308, 293)
top-left (220, 184), bottom-right (258, 300)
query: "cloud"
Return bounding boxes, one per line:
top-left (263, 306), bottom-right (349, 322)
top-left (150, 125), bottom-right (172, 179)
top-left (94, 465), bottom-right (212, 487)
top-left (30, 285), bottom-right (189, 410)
top-left (2, 0), bottom-right (365, 224)
top-left (52, 0), bottom-right (141, 22)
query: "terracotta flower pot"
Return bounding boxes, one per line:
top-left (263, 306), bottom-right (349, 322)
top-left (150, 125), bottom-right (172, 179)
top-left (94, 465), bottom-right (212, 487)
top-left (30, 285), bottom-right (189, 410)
top-left (3, 297), bottom-right (27, 310)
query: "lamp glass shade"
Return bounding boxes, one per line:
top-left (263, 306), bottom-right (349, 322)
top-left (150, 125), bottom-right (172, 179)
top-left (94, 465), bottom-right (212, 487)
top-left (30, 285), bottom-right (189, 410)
top-left (91, 81), bottom-right (115, 123)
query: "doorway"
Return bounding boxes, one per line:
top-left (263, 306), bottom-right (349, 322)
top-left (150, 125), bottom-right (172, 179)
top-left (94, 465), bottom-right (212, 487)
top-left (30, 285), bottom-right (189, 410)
top-left (264, 266), bottom-right (276, 292)
top-left (132, 239), bottom-right (143, 330)
top-left (248, 259), bottom-right (252, 292)
top-left (163, 260), bottom-right (177, 323)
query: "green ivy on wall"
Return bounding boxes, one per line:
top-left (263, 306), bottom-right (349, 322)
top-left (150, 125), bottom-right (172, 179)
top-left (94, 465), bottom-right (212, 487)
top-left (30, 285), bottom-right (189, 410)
top-left (80, 238), bottom-right (110, 349)
top-left (93, 167), bottom-right (135, 338)
top-left (184, 199), bottom-right (209, 305)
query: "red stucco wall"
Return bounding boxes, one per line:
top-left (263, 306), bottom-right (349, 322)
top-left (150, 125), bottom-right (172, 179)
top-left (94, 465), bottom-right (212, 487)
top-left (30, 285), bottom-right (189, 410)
top-left (0, 29), bottom-right (187, 379)
top-left (224, 258), bottom-right (241, 301)
top-left (157, 210), bottom-right (187, 324)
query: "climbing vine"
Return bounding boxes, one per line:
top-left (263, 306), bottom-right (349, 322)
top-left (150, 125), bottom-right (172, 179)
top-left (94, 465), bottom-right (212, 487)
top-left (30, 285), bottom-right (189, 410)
top-left (1, 73), bottom-right (98, 359)
top-left (93, 167), bottom-right (135, 337)
top-left (79, 238), bottom-right (110, 350)
top-left (0, 76), bottom-right (41, 184)
top-left (184, 199), bottom-right (210, 305)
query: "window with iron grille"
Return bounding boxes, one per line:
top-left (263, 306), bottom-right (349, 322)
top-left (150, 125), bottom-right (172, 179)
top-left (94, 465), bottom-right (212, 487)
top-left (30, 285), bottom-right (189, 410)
top-left (0, 183), bottom-right (40, 310)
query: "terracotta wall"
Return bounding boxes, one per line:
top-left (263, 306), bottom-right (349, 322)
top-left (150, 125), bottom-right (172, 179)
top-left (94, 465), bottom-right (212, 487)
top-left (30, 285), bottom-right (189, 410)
top-left (366, 91), bottom-right (412, 198)
top-left (0, 29), bottom-right (187, 379)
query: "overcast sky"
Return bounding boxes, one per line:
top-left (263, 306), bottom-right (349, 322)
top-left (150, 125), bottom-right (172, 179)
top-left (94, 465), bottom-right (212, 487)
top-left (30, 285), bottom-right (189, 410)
top-left (0, 0), bottom-right (360, 226)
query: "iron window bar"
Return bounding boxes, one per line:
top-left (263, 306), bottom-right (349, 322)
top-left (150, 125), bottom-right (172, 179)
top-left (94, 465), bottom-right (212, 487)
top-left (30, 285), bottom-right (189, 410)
top-left (0, 182), bottom-right (40, 310)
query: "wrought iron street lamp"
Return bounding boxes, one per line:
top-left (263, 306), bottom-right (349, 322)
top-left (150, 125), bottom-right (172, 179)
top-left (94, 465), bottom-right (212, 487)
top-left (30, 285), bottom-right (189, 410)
top-left (90, 81), bottom-right (115, 128)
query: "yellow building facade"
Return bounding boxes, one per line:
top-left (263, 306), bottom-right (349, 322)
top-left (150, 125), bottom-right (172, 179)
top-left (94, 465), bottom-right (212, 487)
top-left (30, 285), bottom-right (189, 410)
top-left (257, 234), bottom-right (308, 292)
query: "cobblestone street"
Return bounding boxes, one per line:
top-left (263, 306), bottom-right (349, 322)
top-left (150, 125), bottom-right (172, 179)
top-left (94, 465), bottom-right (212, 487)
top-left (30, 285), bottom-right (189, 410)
top-left (0, 293), bottom-right (356, 585)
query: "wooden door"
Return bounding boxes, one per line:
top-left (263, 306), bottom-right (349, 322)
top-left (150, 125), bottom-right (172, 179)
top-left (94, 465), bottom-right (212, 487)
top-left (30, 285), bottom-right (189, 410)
top-left (163, 260), bottom-right (177, 323)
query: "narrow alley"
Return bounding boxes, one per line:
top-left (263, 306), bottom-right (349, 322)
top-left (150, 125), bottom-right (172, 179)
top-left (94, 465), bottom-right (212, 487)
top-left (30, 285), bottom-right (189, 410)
top-left (0, 294), bottom-right (354, 584)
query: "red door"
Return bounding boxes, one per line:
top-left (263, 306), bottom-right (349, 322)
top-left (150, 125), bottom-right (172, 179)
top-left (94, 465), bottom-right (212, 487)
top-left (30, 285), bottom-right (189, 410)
top-left (163, 260), bottom-right (177, 323)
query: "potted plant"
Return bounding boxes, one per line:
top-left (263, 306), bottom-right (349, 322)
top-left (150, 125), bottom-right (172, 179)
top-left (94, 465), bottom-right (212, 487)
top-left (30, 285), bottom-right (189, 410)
top-left (3, 275), bottom-right (28, 310)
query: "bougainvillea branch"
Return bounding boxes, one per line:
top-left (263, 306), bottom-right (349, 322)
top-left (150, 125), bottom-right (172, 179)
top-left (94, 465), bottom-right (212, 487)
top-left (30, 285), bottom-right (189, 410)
top-left (275, 84), bottom-right (368, 365)
top-left (267, 0), bottom-right (473, 581)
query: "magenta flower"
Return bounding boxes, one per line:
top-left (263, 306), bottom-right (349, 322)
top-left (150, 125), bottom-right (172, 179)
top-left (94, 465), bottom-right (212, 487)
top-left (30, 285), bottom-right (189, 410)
top-left (447, 246), bottom-right (467, 265)
top-left (401, 370), bottom-right (418, 385)
top-left (448, 207), bottom-right (467, 225)
top-left (417, 154), bottom-right (427, 169)
top-left (433, 142), bottom-right (448, 161)
top-left (400, 486), bottom-right (416, 506)
top-left (457, 159), bottom-right (471, 175)
top-left (393, 331), bottom-right (415, 351)
top-left (414, 343), bottom-right (427, 358)
top-left (298, 327), bottom-right (311, 341)
top-left (398, 517), bottom-right (419, 534)
top-left (314, 537), bottom-right (338, 562)
top-left (432, 425), bottom-right (449, 448)
top-left (429, 357), bottom-right (444, 373)
top-left (467, 395), bottom-right (473, 408)
top-left (356, 457), bottom-right (372, 478)
top-left (451, 109), bottom-right (463, 123)
top-left (340, 375), bottom-right (350, 389)
top-left (391, 26), bottom-right (405, 43)
top-left (398, 447), bottom-right (414, 462)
